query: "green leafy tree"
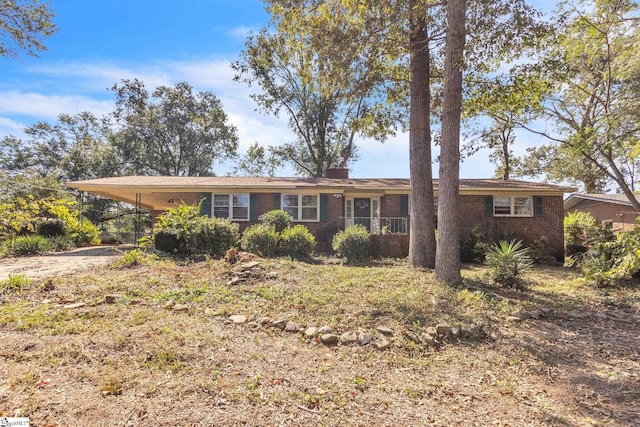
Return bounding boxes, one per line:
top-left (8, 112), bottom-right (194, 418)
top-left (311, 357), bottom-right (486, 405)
top-left (0, 112), bottom-right (120, 181)
top-left (110, 79), bottom-right (239, 176)
top-left (0, 0), bottom-right (56, 58)
top-left (521, 0), bottom-right (640, 208)
top-left (233, 4), bottom-right (403, 177)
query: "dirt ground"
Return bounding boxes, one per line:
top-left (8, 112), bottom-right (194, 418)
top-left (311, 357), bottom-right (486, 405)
top-left (0, 246), bottom-right (128, 281)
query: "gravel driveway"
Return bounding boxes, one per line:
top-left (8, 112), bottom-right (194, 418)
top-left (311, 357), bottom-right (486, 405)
top-left (0, 246), bottom-right (128, 281)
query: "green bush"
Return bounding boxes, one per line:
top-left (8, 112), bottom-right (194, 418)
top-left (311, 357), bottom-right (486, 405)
top-left (260, 210), bottom-right (293, 233)
top-left (332, 225), bottom-right (370, 264)
top-left (48, 235), bottom-right (74, 251)
top-left (190, 218), bottom-right (239, 257)
top-left (580, 226), bottom-right (640, 287)
top-left (281, 225), bottom-right (316, 259)
top-left (460, 225), bottom-right (488, 263)
top-left (154, 228), bottom-right (183, 253)
top-left (113, 249), bottom-right (153, 268)
top-left (241, 224), bottom-right (280, 257)
top-left (485, 240), bottom-right (533, 289)
top-left (1, 273), bottom-right (29, 294)
top-left (564, 211), bottom-right (600, 257)
top-left (74, 220), bottom-right (101, 245)
top-left (11, 235), bottom-right (53, 256)
top-left (37, 219), bottom-right (65, 237)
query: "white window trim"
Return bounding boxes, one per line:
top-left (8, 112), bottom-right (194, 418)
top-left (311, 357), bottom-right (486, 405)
top-left (282, 194), bottom-right (319, 222)
top-left (493, 196), bottom-right (534, 217)
top-left (213, 193), bottom-right (250, 221)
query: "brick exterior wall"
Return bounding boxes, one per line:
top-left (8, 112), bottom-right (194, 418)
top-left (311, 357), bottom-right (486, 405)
top-left (381, 194), bottom-right (409, 218)
top-left (459, 195), bottom-right (565, 260)
top-left (569, 200), bottom-right (639, 232)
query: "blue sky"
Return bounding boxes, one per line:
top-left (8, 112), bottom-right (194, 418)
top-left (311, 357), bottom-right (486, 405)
top-left (0, 0), bottom-right (544, 179)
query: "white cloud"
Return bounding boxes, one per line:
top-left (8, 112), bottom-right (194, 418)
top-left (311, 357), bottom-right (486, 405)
top-left (0, 116), bottom-right (25, 133)
top-left (228, 25), bottom-right (256, 41)
top-left (0, 91), bottom-right (115, 120)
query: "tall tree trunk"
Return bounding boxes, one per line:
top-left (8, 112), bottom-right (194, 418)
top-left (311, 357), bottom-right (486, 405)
top-left (408, 0), bottom-right (436, 269)
top-left (435, 0), bottom-right (466, 283)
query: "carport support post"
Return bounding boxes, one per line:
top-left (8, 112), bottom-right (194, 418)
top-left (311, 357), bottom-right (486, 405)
top-left (134, 193), bottom-right (142, 247)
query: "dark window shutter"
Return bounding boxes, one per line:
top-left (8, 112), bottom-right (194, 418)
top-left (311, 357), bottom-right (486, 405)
top-left (534, 196), bottom-right (544, 217)
top-left (200, 193), bottom-right (212, 217)
top-left (272, 193), bottom-right (281, 210)
top-left (484, 196), bottom-right (494, 216)
top-left (250, 193), bottom-right (258, 221)
top-left (320, 194), bottom-right (329, 222)
top-left (400, 194), bottom-right (409, 216)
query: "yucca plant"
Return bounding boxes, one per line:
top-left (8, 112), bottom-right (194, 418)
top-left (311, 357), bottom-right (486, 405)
top-left (485, 240), bottom-right (533, 289)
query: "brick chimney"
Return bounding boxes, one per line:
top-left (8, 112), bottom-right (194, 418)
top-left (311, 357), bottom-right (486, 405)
top-left (325, 167), bottom-right (349, 179)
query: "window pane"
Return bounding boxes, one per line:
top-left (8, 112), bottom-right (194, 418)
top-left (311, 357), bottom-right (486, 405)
top-left (301, 195), bottom-right (317, 207)
top-left (213, 194), bottom-right (230, 218)
top-left (233, 194), bottom-right (249, 207)
top-left (494, 197), bottom-right (511, 215)
top-left (513, 197), bottom-right (531, 216)
top-left (282, 194), bottom-right (299, 219)
top-left (233, 207), bottom-right (249, 220)
top-left (346, 199), bottom-right (352, 219)
top-left (301, 207), bottom-right (317, 220)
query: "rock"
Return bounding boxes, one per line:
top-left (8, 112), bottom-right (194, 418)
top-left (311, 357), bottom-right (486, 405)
top-left (173, 304), bottom-right (189, 312)
top-left (64, 302), bottom-right (85, 309)
top-left (285, 321), bottom-right (300, 332)
top-left (376, 326), bottom-right (394, 336)
top-left (357, 333), bottom-right (372, 346)
top-left (43, 279), bottom-right (55, 291)
top-left (304, 327), bottom-right (318, 338)
top-left (104, 294), bottom-right (120, 304)
top-left (226, 277), bottom-right (243, 286)
top-left (372, 336), bottom-right (390, 350)
top-left (422, 334), bottom-right (437, 346)
top-left (468, 324), bottom-right (483, 337)
top-left (317, 325), bottom-right (333, 334)
top-left (163, 300), bottom-right (176, 309)
top-left (273, 319), bottom-right (287, 330)
top-left (530, 309), bottom-right (545, 319)
top-left (425, 326), bottom-right (438, 337)
top-left (241, 261), bottom-right (260, 270)
top-left (247, 321), bottom-right (259, 328)
top-left (540, 308), bottom-right (553, 316)
top-left (320, 334), bottom-right (338, 345)
top-left (229, 314), bottom-right (247, 324)
top-left (340, 330), bottom-right (358, 343)
top-left (435, 323), bottom-right (454, 336)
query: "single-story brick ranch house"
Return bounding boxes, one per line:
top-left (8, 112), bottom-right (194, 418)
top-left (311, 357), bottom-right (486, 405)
top-left (564, 193), bottom-right (640, 232)
top-left (68, 169), bottom-right (575, 259)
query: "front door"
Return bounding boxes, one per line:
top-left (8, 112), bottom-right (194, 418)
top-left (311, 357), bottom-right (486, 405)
top-left (354, 198), bottom-right (371, 232)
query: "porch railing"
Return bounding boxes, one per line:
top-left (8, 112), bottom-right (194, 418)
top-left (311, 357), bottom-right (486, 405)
top-left (344, 217), bottom-right (409, 235)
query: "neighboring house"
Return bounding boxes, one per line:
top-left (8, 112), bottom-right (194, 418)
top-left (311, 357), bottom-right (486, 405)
top-left (68, 169), bottom-right (574, 260)
top-left (564, 193), bottom-right (640, 232)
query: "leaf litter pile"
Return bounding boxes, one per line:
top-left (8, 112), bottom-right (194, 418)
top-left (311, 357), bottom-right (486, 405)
top-left (1, 252), bottom-right (639, 426)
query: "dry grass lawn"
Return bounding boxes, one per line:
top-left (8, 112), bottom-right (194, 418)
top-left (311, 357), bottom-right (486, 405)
top-left (1, 251), bottom-right (639, 426)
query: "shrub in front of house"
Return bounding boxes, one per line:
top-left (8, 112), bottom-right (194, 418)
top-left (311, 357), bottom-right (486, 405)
top-left (564, 211), bottom-right (600, 257)
top-left (37, 219), bottom-right (65, 237)
top-left (190, 217), bottom-right (239, 257)
top-left (154, 228), bottom-right (184, 253)
top-left (280, 224), bottom-right (316, 260)
top-left (10, 235), bottom-right (53, 256)
top-left (484, 240), bottom-right (533, 289)
top-left (579, 225), bottom-right (640, 287)
top-left (260, 210), bottom-right (292, 233)
top-left (241, 224), bottom-right (280, 257)
top-left (332, 224), bottom-right (370, 264)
